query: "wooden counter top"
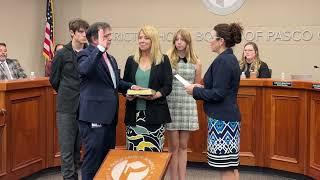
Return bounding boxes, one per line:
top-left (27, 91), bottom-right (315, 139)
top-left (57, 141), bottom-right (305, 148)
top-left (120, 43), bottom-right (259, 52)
top-left (0, 77), bottom-right (50, 91)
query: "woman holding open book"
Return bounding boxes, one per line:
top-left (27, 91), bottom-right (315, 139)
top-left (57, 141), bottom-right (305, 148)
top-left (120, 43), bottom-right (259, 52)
top-left (166, 29), bottom-right (202, 180)
top-left (123, 25), bottom-right (173, 152)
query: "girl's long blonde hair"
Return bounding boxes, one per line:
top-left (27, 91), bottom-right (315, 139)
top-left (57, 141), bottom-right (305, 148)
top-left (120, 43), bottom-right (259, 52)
top-left (133, 25), bottom-right (163, 65)
top-left (239, 42), bottom-right (262, 76)
top-left (167, 29), bottom-right (198, 69)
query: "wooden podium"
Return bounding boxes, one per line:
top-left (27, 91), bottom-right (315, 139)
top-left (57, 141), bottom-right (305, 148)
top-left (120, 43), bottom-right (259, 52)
top-left (94, 150), bottom-right (171, 180)
top-left (0, 78), bottom-right (55, 180)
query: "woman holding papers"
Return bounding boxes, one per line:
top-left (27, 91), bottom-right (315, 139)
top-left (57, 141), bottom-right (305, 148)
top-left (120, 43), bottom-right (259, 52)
top-left (123, 25), bottom-right (173, 152)
top-left (185, 23), bottom-right (243, 180)
top-left (166, 29), bottom-right (202, 180)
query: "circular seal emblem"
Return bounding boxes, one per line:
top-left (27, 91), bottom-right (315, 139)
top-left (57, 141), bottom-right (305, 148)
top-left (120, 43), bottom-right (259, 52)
top-left (106, 156), bottom-right (155, 180)
top-left (202, 0), bottom-right (246, 15)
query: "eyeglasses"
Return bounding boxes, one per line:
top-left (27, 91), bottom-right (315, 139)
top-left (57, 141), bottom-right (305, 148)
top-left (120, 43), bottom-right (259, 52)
top-left (210, 36), bottom-right (222, 41)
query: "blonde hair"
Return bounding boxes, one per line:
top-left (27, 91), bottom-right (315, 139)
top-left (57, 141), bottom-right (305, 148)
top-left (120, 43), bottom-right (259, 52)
top-left (133, 25), bottom-right (163, 65)
top-left (239, 42), bottom-right (262, 76)
top-left (167, 29), bottom-right (198, 69)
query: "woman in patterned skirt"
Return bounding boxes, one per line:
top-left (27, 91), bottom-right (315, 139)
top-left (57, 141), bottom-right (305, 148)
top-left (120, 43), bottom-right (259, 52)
top-left (185, 23), bottom-right (243, 180)
top-left (166, 29), bottom-right (202, 180)
top-left (123, 25), bottom-right (173, 152)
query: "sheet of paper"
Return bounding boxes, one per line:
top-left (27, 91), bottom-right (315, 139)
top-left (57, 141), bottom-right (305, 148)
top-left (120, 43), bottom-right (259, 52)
top-left (174, 74), bottom-right (190, 86)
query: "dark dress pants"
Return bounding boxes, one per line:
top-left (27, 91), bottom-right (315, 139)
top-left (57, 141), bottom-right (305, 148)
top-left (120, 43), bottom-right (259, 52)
top-left (79, 121), bottom-right (116, 180)
top-left (57, 112), bottom-right (81, 180)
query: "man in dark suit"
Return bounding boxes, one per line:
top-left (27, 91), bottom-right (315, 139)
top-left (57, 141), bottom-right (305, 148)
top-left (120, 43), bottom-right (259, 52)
top-left (77, 22), bottom-right (138, 180)
top-left (0, 42), bottom-right (27, 80)
top-left (49, 19), bottom-right (89, 180)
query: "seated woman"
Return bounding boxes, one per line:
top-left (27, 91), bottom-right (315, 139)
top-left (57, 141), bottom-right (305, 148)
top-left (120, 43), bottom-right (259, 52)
top-left (239, 42), bottom-right (271, 78)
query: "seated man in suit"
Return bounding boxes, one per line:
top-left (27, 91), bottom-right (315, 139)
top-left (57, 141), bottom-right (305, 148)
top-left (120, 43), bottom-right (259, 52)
top-left (0, 42), bottom-right (27, 80)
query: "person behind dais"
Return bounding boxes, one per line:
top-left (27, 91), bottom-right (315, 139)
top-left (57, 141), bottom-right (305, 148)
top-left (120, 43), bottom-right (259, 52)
top-left (239, 42), bottom-right (271, 78)
top-left (0, 42), bottom-right (27, 80)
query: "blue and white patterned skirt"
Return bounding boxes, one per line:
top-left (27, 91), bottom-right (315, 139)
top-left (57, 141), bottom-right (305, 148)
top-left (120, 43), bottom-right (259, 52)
top-left (207, 117), bottom-right (240, 168)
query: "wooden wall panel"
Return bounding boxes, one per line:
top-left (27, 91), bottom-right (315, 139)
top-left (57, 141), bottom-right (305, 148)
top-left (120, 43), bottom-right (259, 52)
top-left (7, 89), bottom-right (46, 178)
top-left (187, 100), bottom-right (207, 162)
top-left (52, 92), bottom-right (60, 166)
top-left (265, 88), bottom-right (307, 174)
top-left (0, 92), bottom-right (7, 178)
top-left (308, 92), bottom-right (320, 179)
top-left (237, 87), bottom-right (263, 166)
top-left (115, 96), bottom-right (126, 149)
top-left (45, 88), bottom-right (60, 167)
top-left (0, 125), bottom-right (5, 178)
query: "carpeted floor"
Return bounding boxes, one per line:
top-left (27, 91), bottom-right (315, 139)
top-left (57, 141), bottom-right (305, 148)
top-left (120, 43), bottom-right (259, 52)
top-left (22, 164), bottom-right (312, 180)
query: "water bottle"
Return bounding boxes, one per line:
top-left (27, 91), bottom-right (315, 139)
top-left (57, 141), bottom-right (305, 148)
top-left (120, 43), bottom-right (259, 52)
top-left (250, 71), bottom-right (257, 78)
top-left (240, 72), bottom-right (246, 79)
top-left (280, 72), bottom-right (285, 80)
top-left (30, 71), bottom-right (35, 80)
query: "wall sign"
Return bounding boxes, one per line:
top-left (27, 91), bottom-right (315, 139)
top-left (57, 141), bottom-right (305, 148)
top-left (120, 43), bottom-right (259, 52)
top-left (202, 0), bottom-right (246, 15)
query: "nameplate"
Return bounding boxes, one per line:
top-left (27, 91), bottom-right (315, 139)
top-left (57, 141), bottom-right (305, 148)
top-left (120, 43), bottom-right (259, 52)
top-left (273, 81), bottom-right (292, 87)
top-left (312, 84), bottom-right (320, 89)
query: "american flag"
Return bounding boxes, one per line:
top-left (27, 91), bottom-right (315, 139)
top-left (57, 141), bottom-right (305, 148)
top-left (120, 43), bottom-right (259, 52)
top-left (43, 0), bottom-right (54, 60)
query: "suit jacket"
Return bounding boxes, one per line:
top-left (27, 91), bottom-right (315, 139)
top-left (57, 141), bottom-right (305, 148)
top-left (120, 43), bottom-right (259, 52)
top-left (49, 42), bottom-right (80, 113)
top-left (193, 48), bottom-right (241, 122)
top-left (123, 55), bottom-right (173, 126)
top-left (78, 44), bottom-right (132, 125)
top-left (0, 59), bottom-right (27, 80)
